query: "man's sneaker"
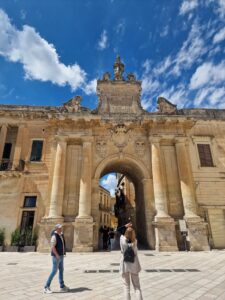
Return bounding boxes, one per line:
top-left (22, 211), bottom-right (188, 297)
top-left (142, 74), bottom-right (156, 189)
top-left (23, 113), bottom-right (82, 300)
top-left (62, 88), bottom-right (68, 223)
top-left (60, 285), bottom-right (70, 292)
top-left (44, 287), bottom-right (53, 294)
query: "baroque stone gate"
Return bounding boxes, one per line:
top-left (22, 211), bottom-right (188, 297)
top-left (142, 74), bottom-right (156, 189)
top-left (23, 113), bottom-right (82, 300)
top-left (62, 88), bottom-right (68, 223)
top-left (1, 57), bottom-right (225, 251)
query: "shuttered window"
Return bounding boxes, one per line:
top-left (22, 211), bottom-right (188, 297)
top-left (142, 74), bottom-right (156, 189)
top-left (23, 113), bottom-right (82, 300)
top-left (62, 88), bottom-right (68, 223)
top-left (197, 144), bottom-right (213, 167)
top-left (30, 140), bottom-right (43, 161)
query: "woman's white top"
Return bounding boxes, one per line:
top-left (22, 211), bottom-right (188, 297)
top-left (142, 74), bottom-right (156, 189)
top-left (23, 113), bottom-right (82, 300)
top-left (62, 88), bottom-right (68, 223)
top-left (119, 235), bottom-right (141, 274)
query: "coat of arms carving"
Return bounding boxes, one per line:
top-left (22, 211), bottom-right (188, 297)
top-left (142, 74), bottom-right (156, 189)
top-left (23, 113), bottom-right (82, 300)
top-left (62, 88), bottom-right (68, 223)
top-left (111, 124), bottom-right (131, 150)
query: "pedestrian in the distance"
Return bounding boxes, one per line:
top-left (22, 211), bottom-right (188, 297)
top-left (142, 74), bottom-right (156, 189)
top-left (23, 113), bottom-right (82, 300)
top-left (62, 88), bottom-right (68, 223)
top-left (44, 224), bottom-right (70, 294)
top-left (120, 227), bottom-right (143, 300)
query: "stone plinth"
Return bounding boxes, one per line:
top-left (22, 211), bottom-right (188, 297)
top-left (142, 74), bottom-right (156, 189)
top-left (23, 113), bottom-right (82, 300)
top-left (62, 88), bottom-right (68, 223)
top-left (37, 217), bottom-right (64, 252)
top-left (72, 217), bottom-right (94, 252)
top-left (154, 217), bottom-right (178, 251)
top-left (186, 218), bottom-right (210, 251)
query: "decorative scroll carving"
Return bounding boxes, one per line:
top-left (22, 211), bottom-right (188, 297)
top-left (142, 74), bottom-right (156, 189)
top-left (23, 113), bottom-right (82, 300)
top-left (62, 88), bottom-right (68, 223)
top-left (63, 96), bottom-right (82, 113)
top-left (96, 139), bottom-right (107, 158)
top-left (111, 124), bottom-right (131, 150)
top-left (135, 139), bottom-right (146, 156)
top-left (157, 97), bottom-right (177, 114)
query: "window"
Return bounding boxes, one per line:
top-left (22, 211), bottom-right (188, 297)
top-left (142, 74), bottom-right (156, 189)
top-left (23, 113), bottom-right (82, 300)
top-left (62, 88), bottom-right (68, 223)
top-left (30, 140), bottom-right (43, 161)
top-left (20, 211), bottom-right (35, 233)
top-left (2, 143), bottom-right (12, 159)
top-left (23, 196), bottom-right (37, 208)
top-left (197, 144), bottom-right (214, 167)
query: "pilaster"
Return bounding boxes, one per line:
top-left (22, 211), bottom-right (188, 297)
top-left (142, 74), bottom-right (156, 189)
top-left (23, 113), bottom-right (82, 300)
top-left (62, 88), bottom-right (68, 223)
top-left (73, 138), bottom-right (94, 252)
top-left (12, 125), bottom-right (25, 170)
top-left (0, 124), bottom-right (8, 160)
top-left (150, 136), bottom-right (178, 251)
top-left (175, 137), bottom-right (209, 251)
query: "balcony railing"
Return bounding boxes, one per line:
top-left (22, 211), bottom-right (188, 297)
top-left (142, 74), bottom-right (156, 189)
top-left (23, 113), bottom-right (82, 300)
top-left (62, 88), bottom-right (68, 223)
top-left (0, 159), bottom-right (25, 171)
top-left (99, 203), bottom-right (112, 212)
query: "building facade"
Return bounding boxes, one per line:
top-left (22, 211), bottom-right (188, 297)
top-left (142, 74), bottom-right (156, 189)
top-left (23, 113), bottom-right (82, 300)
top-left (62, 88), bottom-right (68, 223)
top-left (99, 186), bottom-right (112, 228)
top-left (0, 57), bottom-right (225, 252)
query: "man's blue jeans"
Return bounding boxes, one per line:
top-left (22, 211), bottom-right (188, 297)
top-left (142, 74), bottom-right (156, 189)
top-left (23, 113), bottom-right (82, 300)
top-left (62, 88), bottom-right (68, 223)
top-left (45, 256), bottom-right (65, 288)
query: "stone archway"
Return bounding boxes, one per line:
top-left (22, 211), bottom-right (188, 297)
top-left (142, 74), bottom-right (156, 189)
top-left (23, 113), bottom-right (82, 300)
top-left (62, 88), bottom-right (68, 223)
top-left (92, 153), bottom-right (155, 250)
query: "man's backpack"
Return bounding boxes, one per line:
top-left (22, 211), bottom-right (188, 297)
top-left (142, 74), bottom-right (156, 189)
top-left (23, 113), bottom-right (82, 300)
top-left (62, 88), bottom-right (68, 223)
top-left (124, 241), bottom-right (135, 263)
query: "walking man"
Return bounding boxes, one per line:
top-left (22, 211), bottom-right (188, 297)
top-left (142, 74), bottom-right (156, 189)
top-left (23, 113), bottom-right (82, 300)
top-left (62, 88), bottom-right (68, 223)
top-left (44, 224), bottom-right (70, 294)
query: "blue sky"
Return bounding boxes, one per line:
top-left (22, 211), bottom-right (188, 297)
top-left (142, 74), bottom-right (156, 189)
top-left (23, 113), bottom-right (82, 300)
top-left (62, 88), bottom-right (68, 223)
top-left (1, 0), bottom-right (225, 194)
top-left (1, 0), bottom-right (225, 112)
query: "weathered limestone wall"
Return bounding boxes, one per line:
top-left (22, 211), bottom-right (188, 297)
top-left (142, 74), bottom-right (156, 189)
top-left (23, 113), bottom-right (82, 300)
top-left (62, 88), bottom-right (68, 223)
top-left (0, 177), bottom-right (23, 245)
top-left (188, 121), bottom-right (225, 248)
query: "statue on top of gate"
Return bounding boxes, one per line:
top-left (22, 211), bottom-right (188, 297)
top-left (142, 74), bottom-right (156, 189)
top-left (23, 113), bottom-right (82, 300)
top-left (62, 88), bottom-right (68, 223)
top-left (113, 55), bottom-right (124, 81)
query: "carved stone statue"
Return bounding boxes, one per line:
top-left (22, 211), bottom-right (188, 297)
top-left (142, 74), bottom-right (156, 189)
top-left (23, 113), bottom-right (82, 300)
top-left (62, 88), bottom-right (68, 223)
top-left (102, 72), bottom-right (111, 81)
top-left (127, 73), bottom-right (136, 81)
top-left (113, 56), bottom-right (124, 81)
top-left (63, 96), bottom-right (82, 113)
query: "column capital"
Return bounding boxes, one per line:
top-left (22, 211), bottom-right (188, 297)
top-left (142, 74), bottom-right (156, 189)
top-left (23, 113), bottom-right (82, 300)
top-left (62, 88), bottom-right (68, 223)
top-left (55, 135), bottom-right (68, 143)
top-left (175, 136), bottom-right (188, 145)
top-left (149, 136), bottom-right (162, 144)
top-left (82, 136), bottom-right (94, 144)
top-left (0, 123), bottom-right (8, 129)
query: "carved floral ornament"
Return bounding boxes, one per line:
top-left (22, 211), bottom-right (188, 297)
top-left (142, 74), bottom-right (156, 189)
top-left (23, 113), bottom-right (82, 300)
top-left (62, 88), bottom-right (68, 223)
top-left (110, 124), bottom-right (131, 149)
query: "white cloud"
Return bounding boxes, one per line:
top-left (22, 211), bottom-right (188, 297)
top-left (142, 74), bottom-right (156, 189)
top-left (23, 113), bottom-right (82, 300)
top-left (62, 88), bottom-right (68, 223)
top-left (116, 20), bottom-right (126, 36)
top-left (208, 87), bottom-right (225, 105)
top-left (141, 77), bottom-right (160, 95)
top-left (160, 25), bottom-right (169, 37)
top-left (213, 27), bottom-right (225, 43)
top-left (217, 0), bottom-right (225, 17)
top-left (194, 87), bottom-right (214, 106)
top-left (20, 9), bottom-right (26, 20)
top-left (0, 9), bottom-right (93, 93)
top-left (190, 61), bottom-right (225, 89)
top-left (179, 0), bottom-right (198, 15)
top-left (101, 174), bottom-right (117, 196)
top-left (142, 59), bottom-right (152, 74)
top-left (171, 22), bottom-right (206, 75)
top-left (83, 79), bottom-right (97, 95)
top-left (153, 56), bottom-right (172, 76)
top-left (160, 84), bottom-right (188, 108)
top-left (97, 30), bottom-right (108, 50)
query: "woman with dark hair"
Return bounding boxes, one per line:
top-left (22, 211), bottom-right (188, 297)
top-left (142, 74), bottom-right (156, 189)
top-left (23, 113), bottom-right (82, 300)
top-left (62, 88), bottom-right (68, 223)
top-left (120, 227), bottom-right (143, 300)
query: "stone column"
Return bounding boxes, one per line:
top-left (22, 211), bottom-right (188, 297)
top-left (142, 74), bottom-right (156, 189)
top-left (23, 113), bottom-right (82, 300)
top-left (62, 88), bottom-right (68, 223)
top-left (0, 124), bottom-right (7, 160)
top-left (151, 137), bottom-right (178, 251)
top-left (151, 137), bottom-right (169, 218)
top-left (48, 138), bottom-right (67, 218)
top-left (12, 125), bottom-right (25, 170)
top-left (37, 137), bottom-right (67, 252)
top-left (175, 137), bottom-right (209, 251)
top-left (73, 139), bottom-right (94, 252)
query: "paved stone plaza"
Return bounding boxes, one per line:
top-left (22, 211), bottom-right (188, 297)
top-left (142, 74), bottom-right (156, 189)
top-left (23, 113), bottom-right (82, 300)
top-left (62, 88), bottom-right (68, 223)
top-left (0, 250), bottom-right (225, 300)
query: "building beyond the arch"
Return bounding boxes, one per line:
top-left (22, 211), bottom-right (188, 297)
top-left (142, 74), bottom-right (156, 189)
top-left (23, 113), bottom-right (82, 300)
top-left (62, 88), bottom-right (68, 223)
top-left (1, 57), bottom-right (225, 252)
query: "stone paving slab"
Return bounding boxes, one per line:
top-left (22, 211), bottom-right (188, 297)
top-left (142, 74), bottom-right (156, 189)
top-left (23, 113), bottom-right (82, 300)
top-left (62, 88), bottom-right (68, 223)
top-left (0, 250), bottom-right (225, 299)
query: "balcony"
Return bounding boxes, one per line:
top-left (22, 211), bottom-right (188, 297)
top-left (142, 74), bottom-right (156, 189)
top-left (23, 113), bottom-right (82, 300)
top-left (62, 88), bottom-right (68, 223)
top-left (99, 203), bottom-right (111, 212)
top-left (0, 159), bottom-right (25, 171)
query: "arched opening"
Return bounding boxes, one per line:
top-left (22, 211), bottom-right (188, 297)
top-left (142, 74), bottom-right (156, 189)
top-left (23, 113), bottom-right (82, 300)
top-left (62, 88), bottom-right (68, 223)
top-left (94, 155), bottom-right (154, 250)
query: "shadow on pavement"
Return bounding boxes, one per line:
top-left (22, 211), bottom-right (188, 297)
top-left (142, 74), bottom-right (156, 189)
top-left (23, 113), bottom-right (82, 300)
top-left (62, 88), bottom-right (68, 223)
top-left (53, 287), bottom-right (92, 294)
top-left (69, 287), bottom-right (92, 293)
